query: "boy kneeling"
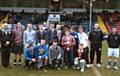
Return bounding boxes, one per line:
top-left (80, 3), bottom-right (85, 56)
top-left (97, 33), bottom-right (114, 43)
top-left (24, 44), bottom-right (37, 69)
top-left (74, 44), bottom-right (85, 72)
top-left (49, 38), bottom-right (62, 70)
top-left (34, 37), bottom-right (48, 72)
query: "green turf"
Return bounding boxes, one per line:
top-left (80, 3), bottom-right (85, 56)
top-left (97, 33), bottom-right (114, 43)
top-left (0, 41), bottom-right (120, 76)
top-left (96, 41), bottom-right (120, 76)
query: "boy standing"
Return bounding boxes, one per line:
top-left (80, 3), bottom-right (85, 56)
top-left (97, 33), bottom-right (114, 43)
top-left (13, 22), bottom-right (23, 65)
top-left (62, 26), bottom-right (75, 69)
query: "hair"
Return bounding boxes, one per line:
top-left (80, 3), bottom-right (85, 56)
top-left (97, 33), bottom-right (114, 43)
top-left (64, 25), bottom-right (70, 31)
top-left (52, 39), bottom-right (58, 42)
top-left (41, 36), bottom-right (46, 40)
top-left (28, 43), bottom-right (33, 48)
top-left (70, 26), bottom-right (75, 31)
top-left (78, 43), bottom-right (83, 49)
top-left (79, 25), bottom-right (83, 29)
top-left (79, 43), bottom-right (83, 46)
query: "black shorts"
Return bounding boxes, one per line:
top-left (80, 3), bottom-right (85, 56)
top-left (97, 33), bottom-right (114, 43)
top-left (13, 44), bottom-right (23, 54)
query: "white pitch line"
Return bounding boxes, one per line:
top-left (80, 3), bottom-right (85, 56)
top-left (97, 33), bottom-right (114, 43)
top-left (92, 66), bottom-right (103, 76)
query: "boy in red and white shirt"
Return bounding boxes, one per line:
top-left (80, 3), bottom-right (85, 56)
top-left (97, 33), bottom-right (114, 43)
top-left (74, 43), bottom-right (85, 72)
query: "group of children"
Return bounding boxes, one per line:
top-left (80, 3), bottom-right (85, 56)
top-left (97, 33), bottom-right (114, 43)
top-left (24, 36), bottom-right (86, 72)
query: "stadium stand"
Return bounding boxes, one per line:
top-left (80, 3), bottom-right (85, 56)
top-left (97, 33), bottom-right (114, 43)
top-left (100, 11), bottom-right (120, 33)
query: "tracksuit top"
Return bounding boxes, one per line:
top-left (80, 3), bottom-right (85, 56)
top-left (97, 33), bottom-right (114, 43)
top-left (107, 33), bottom-right (120, 48)
top-left (34, 45), bottom-right (48, 59)
top-left (24, 48), bottom-right (35, 61)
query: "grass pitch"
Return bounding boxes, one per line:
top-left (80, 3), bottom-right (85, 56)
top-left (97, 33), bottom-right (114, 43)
top-left (0, 41), bottom-right (120, 76)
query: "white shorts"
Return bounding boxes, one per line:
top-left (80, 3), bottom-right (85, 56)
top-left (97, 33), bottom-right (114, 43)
top-left (108, 48), bottom-right (119, 58)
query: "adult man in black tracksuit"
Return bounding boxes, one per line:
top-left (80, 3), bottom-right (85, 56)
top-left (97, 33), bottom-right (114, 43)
top-left (89, 23), bottom-right (104, 67)
top-left (107, 27), bottom-right (120, 70)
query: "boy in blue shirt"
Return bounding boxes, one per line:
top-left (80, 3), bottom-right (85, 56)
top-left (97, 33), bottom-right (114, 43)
top-left (34, 37), bottom-right (48, 72)
top-left (24, 44), bottom-right (36, 69)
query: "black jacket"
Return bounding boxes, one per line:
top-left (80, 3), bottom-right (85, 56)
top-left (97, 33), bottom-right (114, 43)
top-left (107, 33), bottom-right (120, 48)
top-left (89, 28), bottom-right (104, 48)
top-left (0, 30), bottom-right (2, 41)
top-left (1, 29), bottom-right (14, 49)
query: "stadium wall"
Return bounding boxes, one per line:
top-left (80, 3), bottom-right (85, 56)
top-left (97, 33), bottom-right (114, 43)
top-left (0, 7), bottom-right (47, 13)
top-left (0, 7), bottom-right (120, 13)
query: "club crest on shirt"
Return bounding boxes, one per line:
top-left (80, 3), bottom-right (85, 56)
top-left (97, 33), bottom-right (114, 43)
top-left (115, 36), bottom-right (118, 40)
top-left (39, 48), bottom-right (45, 55)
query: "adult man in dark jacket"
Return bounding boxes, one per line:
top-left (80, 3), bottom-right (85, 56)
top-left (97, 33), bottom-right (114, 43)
top-left (1, 23), bottom-right (14, 68)
top-left (89, 23), bottom-right (104, 67)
